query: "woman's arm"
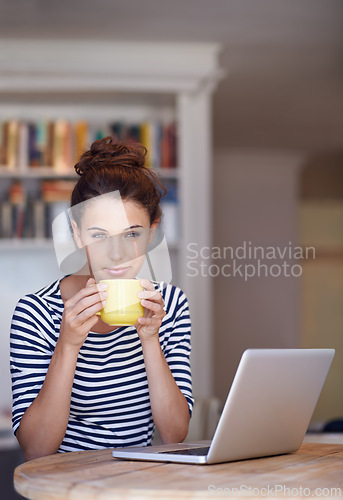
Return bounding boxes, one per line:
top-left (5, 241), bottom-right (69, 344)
top-left (136, 280), bottom-right (191, 443)
top-left (16, 279), bottom-right (108, 461)
top-left (16, 340), bottom-right (79, 460)
top-left (141, 337), bottom-right (190, 443)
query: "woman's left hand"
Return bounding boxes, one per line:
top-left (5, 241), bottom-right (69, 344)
top-left (135, 279), bottom-right (166, 343)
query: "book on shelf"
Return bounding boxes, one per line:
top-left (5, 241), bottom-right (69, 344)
top-left (33, 199), bottom-right (45, 239)
top-left (45, 121), bottom-right (54, 167)
top-left (41, 180), bottom-right (75, 203)
top-left (6, 120), bottom-right (19, 170)
top-left (0, 200), bottom-right (12, 239)
top-left (52, 120), bottom-right (72, 173)
top-left (74, 121), bottom-right (89, 165)
top-left (0, 179), bottom-right (76, 240)
top-left (1, 182), bottom-right (27, 239)
top-left (0, 119), bottom-right (177, 171)
top-left (41, 180), bottom-right (75, 238)
top-left (18, 122), bottom-right (28, 171)
top-left (140, 121), bottom-right (153, 168)
top-left (0, 121), bottom-right (7, 166)
top-left (28, 122), bottom-right (39, 168)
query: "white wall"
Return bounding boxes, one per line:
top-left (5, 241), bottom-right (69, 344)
top-left (212, 150), bottom-right (304, 401)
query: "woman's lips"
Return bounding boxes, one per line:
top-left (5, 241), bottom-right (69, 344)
top-left (105, 266), bottom-right (130, 276)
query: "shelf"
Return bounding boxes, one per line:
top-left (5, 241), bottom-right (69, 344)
top-left (0, 166), bottom-right (179, 180)
top-left (0, 238), bottom-right (180, 251)
top-left (0, 167), bottom-right (76, 179)
top-left (0, 238), bottom-right (55, 249)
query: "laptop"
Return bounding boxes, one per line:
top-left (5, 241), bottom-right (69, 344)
top-left (112, 348), bottom-right (335, 465)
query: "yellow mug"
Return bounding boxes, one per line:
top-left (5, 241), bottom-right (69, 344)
top-left (96, 279), bottom-right (144, 326)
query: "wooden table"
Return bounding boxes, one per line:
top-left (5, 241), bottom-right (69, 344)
top-left (14, 443), bottom-right (343, 500)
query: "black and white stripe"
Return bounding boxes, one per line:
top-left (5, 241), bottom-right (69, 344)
top-left (10, 278), bottom-right (193, 452)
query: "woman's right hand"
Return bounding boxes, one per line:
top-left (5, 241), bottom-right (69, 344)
top-left (59, 278), bottom-right (108, 351)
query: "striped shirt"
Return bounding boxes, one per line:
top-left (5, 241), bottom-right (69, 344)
top-left (10, 277), bottom-right (193, 452)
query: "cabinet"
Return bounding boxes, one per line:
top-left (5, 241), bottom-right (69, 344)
top-left (0, 40), bottom-right (223, 404)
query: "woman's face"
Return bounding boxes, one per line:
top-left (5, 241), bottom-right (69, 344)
top-left (72, 195), bottom-right (156, 282)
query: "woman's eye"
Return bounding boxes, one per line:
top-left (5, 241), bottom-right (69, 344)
top-left (124, 231), bottom-right (139, 239)
top-left (92, 233), bottom-right (107, 239)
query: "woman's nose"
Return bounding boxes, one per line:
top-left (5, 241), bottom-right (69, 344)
top-left (108, 233), bottom-right (126, 263)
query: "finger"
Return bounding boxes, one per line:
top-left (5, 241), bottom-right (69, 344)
top-left (68, 299), bottom-right (105, 329)
top-left (138, 290), bottom-right (163, 303)
top-left (76, 293), bottom-right (107, 317)
top-left (139, 279), bottom-right (154, 291)
top-left (141, 299), bottom-right (162, 315)
top-left (66, 282), bottom-right (108, 309)
top-left (76, 300), bottom-right (105, 324)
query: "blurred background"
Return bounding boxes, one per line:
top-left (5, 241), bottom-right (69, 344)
top-left (0, 1), bottom-right (342, 497)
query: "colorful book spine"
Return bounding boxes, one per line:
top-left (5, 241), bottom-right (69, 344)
top-left (74, 121), bottom-right (89, 164)
top-left (140, 121), bottom-right (153, 168)
top-left (7, 120), bottom-right (19, 170)
top-left (0, 119), bottom-right (177, 170)
top-left (18, 122), bottom-right (29, 171)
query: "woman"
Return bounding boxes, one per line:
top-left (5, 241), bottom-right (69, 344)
top-left (10, 137), bottom-right (193, 461)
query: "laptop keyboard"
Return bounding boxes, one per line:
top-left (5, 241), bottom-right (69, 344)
top-left (158, 446), bottom-right (210, 456)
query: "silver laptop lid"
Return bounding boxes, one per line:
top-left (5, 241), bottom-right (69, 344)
top-left (206, 348), bottom-right (335, 463)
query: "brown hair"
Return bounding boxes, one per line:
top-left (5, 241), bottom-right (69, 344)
top-left (71, 137), bottom-right (166, 225)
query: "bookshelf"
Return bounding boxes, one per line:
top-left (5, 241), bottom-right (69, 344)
top-left (0, 40), bottom-right (223, 401)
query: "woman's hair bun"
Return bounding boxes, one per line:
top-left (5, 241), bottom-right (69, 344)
top-left (74, 136), bottom-right (147, 176)
top-left (71, 136), bottom-right (167, 225)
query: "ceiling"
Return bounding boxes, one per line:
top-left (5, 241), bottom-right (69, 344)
top-left (0, 0), bottom-right (342, 152)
